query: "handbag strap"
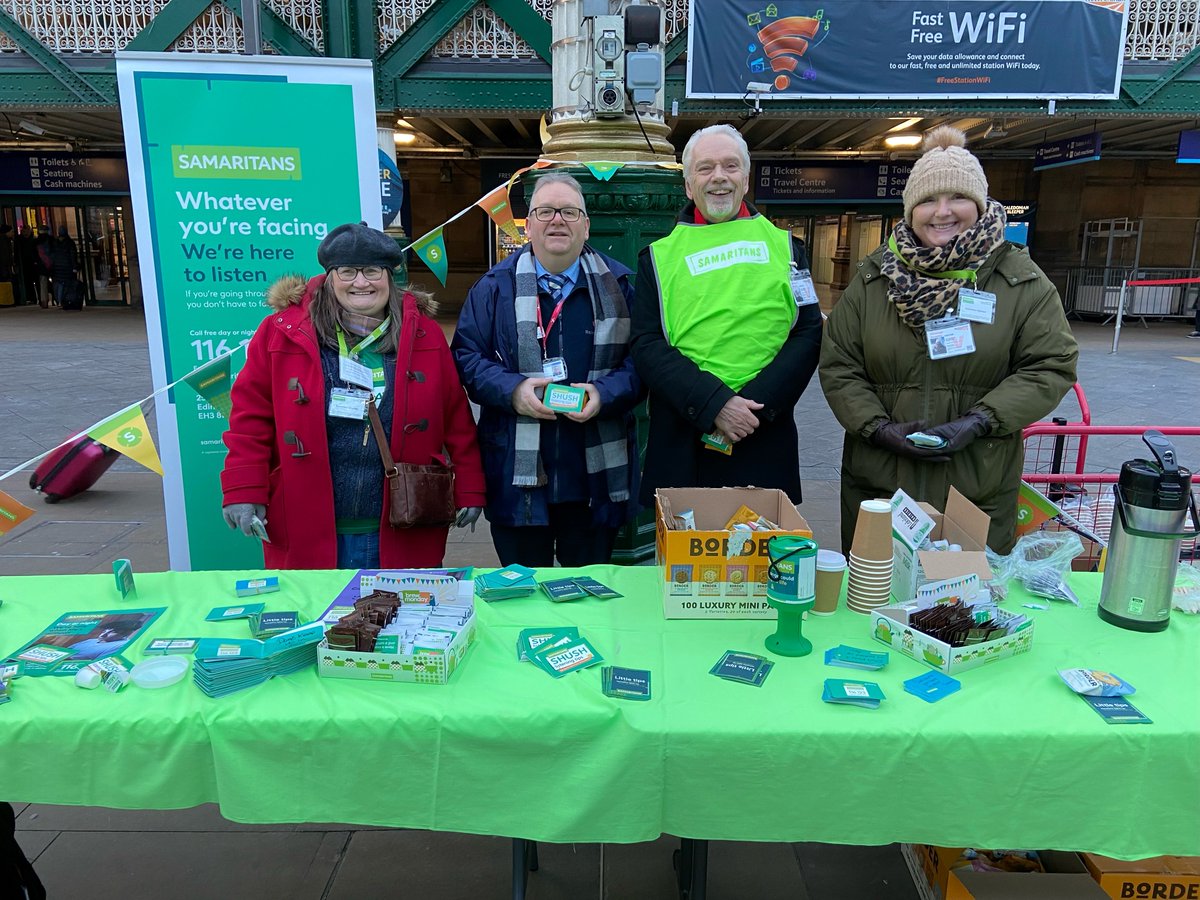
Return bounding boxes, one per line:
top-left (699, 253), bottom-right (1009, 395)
top-left (367, 400), bottom-right (399, 476)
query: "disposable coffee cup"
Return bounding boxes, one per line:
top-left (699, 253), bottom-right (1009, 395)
top-left (851, 499), bottom-right (893, 561)
top-left (812, 550), bottom-right (847, 615)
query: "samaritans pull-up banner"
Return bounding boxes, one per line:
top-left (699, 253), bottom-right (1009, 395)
top-left (687, 0), bottom-right (1128, 99)
top-left (116, 53), bottom-right (381, 571)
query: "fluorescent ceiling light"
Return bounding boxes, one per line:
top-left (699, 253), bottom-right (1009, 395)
top-left (884, 133), bottom-right (922, 149)
top-left (394, 132), bottom-right (416, 144)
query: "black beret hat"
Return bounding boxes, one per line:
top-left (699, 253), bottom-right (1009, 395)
top-left (316, 221), bottom-right (403, 271)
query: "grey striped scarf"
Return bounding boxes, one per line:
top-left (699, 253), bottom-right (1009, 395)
top-left (512, 245), bottom-right (631, 504)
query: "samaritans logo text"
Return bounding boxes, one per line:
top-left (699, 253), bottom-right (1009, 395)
top-left (172, 145), bottom-right (302, 180)
top-left (117, 427), bottom-right (143, 448)
top-left (685, 241), bottom-right (771, 276)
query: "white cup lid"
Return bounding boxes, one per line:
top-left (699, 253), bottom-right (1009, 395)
top-left (131, 656), bottom-right (189, 689)
top-left (816, 549), bottom-right (847, 571)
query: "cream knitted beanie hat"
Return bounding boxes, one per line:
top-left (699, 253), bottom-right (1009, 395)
top-left (902, 126), bottom-right (988, 223)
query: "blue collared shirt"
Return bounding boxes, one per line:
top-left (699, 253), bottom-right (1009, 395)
top-left (534, 256), bottom-right (581, 297)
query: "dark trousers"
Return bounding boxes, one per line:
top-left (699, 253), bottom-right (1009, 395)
top-left (490, 501), bottom-right (617, 568)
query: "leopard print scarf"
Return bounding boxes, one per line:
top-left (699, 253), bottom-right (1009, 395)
top-left (881, 199), bottom-right (1008, 328)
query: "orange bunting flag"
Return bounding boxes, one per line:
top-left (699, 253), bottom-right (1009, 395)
top-left (477, 185), bottom-right (519, 239)
top-left (0, 489), bottom-right (34, 536)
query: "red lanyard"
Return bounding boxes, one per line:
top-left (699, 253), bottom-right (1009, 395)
top-left (535, 294), bottom-right (568, 355)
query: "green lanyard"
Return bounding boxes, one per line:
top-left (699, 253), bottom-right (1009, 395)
top-left (336, 320), bottom-right (389, 404)
top-left (887, 235), bottom-right (978, 284)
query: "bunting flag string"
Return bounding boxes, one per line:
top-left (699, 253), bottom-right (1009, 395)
top-left (0, 341), bottom-right (248, 485)
top-left (87, 406), bottom-right (164, 476)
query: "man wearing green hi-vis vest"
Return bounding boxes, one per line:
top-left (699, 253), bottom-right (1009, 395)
top-left (631, 124), bottom-right (823, 506)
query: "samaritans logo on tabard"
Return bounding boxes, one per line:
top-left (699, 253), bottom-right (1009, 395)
top-left (685, 241), bottom-right (771, 276)
top-left (171, 145), bottom-right (302, 180)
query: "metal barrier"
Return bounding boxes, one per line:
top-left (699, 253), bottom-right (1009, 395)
top-left (1065, 266), bottom-right (1200, 320)
top-left (1022, 423), bottom-right (1200, 566)
top-left (1112, 275), bottom-right (1200, 351)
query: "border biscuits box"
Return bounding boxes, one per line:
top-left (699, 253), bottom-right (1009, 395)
top-left (655, 487), bottom-right (812, 619)
top-left (892, 487), bottom-right (993, 604)
top-left (1081, 854), bottom-right (1200, 900)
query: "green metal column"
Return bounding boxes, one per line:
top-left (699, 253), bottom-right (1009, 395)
top-left (524, 164), bottom-right (686, 563)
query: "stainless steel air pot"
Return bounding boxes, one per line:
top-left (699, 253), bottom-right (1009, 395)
top-left (1098, 431), bottom-right (1199, 632)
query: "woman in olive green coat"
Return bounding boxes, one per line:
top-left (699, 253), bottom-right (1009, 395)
top-left (820, 127), bottom-right (1077, 554)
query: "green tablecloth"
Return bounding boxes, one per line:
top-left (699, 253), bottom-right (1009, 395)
top-left (1, 566), bottom-right (1197, 858)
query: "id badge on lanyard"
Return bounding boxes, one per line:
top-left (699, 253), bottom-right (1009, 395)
top-left (337, 324), bottom-right (388, 404)
top-left (925, 315), bottom-right (976, 360)
top-left (537, 291), bottom-right (570, 382)
top-left (958, 287), bottom-right (997, 324)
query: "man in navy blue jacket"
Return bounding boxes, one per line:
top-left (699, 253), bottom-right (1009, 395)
top-left (452, 173), bottom-right (642, 566)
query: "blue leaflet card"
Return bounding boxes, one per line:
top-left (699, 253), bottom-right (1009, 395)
top-left (824, 645), bottom-right (889, 671)
top-left (821, 678), bottom-right (886, 709)
top-left (710, 651), bottom-right (770, 685)
top-left (206, 603), bottom-right (265, 622)
top-left (904, 670), bottom-right (962, 703)
top-left (1080, 694), bottom-right (1153, 724)
top-left (602, 666), bottom-right (652, 700)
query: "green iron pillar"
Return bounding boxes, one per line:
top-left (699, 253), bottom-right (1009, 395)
top-left (324, 0), bottom-right (375, 60)
top-left (527, 1), bottom-right (686, 562)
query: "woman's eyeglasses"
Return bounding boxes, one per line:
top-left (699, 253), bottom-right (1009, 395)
top-left (529, 206), bottom-right (585, 223)
top-left (332, 266), bottom-right (387, 282)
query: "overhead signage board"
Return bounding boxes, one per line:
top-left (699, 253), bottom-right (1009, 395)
top-left (0, 151), bottom-right (129, 194)
top-left (1177, 130), bottom-right (1200, 164)
top-left (1033, 133), bottom-right (1102, 170)
top-left (687, 0), bottom-right (1128, 100)
top-left (753, 161), bottom-right (913, 203)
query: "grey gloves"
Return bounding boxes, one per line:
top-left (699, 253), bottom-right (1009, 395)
top-left (455, 507), bottom-right (483, 529)
top-left (222, 503), bottom-right (267, 537)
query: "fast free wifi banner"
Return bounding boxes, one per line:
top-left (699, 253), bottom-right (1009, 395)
top-left (687, 0), bottom-right (1128, 100)
top-left (116, 53), bottom-right (381, 570)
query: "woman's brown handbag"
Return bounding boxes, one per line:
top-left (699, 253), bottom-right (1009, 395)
top-left (367, 400), bottom-right (455, 528)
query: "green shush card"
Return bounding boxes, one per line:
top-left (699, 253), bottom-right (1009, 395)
top-left (206, 603), bottom-right (265, 622)
top-left (516, 627), bottom-right (579, 662)
top-left (530, 636), bottom-right (604, 678)
top-left (539, 578), bottom-right (590, 602)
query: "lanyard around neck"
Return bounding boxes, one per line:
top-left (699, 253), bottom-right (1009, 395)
top-left (336, 323), bottom-right (388, 400)
top-left (887, 235), bottom-right (978, 284)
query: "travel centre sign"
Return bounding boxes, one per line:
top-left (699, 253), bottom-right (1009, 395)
top-left (688, 0), bottom-right (1128, 100)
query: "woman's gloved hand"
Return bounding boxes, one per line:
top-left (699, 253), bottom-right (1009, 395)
top-left (222, 503), bottom-right (266, 537)
top-left (455, 507), bottom-right (483, 529)
top-left (870, 420), bottom-right (951, 462)
top-left (924, 410), bottom-right (992, 453)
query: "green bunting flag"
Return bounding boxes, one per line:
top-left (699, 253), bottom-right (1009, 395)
top-left (412, 227), bottom-right (449, 286)
top-left (584, 161), bottom-right (624, 182)
top-left (183, 354), bottom-right (234, 419)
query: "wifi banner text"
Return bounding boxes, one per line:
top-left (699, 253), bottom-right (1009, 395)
top-left (686, 0), bottom-right (1128, 100)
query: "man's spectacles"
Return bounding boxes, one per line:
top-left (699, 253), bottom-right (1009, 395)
top-left (331, 265), bottom-right (387, 282)
top-left (530, 206), bottom-right (586, 223)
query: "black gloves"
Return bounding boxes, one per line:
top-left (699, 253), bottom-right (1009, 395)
top-left (924, 410), bottom-right (992, 453)
top-left (870, 420), bottom-right (950, 462)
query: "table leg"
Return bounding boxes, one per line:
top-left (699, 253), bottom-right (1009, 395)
top-left (512, 838), bottom-right (538, 900)
top-left (674, 837), bottom-right (708, 900)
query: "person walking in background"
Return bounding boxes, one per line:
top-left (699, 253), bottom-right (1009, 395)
top-left (631, 124), bottom-right (822, 506)
top-left (34, 229), bottom-right (52, 307)
top-left (49, 225), bottom-right (78, 309)
top-left (452, 173), bottom-right (642, 567)
top-left (221, 222), bottom-right (485, 569)
top-left (820, 126), bottom-right (1077, 553)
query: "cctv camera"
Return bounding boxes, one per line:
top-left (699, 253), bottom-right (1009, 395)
top-left (746, 82), bottom-right (772, 94)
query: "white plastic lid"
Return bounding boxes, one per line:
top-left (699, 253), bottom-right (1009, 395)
top-left (860, 500), bottom-right (891, 514)
top-left (74, 667), bottom-right (101, 689)
top-left (816, 549), bottom-right (847, 571)
top-left (130, 656), bottom-right (189, 689)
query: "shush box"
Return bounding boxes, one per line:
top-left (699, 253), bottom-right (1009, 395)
top-left (871, 602), bottom-right (1034, 674)
top-left (317, 615), bottom-right (475, 685)
top-left (904, 845), bottom-right (1105, 900)
top-left (655, 487), bottom-right (812, 619)
top-left (543, 383), bottom-right (586, 413)
top-left (1081, 854), bottom-right (1200, 900)
top-left (891, 487), bottom-right (993, 603)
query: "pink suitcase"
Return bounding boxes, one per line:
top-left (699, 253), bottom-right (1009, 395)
top-left (28, 435), bottom-right (118, 503)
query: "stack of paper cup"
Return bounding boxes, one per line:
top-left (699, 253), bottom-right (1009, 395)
top-left (847, 499), bottom-right (894, 614)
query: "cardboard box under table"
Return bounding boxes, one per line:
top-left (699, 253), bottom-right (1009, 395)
top-left (905, 845), bottom-right (1108, 900)
top-left (655, 487), bottom-right (812, 619)
top-left (892, 487), bottom-right (993, 603)
top-left (317, 615), bottom-right (476, 684)
top-left (1081, 854), bottom-right (1200, 900)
